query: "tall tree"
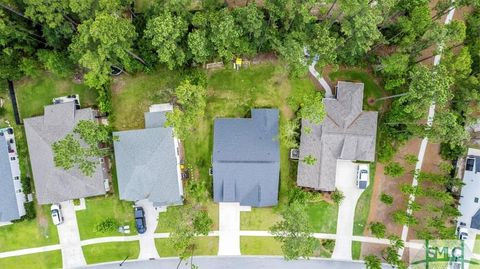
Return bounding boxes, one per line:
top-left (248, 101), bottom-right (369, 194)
top-left (144, 12), bottom-right (188, 69)
top-left (270, 201), bottom-right (319, 260)
top-left (307, 23), bottom-right (338, 68)
top-left (69, 13), bottom-right (137, 89)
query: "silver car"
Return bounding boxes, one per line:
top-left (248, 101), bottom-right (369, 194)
top-left (51, 204), bottom-right (64, 225)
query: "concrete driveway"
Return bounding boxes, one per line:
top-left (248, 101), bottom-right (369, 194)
top-left (135, 199), bottom-right (160, 260)
top-left (218, 202), bottom-right (241, 255)
top-left (57, 200), bottom-right (86, 268)
top-left (331, 161), bottom-right (364, 260)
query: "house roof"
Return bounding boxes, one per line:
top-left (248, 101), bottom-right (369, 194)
top-left (458, 148), bottom-right (480, 231)
top-left (0, 130), bottom-right (20, 221)
top-left (24, 102), bottom-right (106, 204)
top-left (213, 109), bottom-right (280, 207)
top-left (113, 111), bottom-right (182, 207)
top-left (297, 82), bottom-right (378, 191)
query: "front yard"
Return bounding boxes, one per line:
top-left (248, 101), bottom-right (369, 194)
top-left (0, 250), bottom-right (62, 269)
top-left (155, 236), bottom-right (219, 256)
top-left (82, 241), bottom-right (140, 264)
top-left (240, 237), bottom-right (334, 257)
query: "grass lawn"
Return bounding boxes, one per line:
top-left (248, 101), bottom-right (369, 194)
top-left (240, 237), bottom-right (333, 257)
top-left (82, 241), bottom-right (140, 264)
top-left (156, 202), bottom-right (219, 233)
top-left (76, 194), bottom-right (137, 240)
top-left (353, 162), bottom-right (376, 236)
top-left (15, 72), bottom-right (97, 118)
top-left (0, 250), bottom-right (62, 269)
top-left (155, 236), bottom-right (219, 257)
top-left (474, 234), bottom-right (480, 254)
top-left (352, 241), bottom-right (361, 260)
top-left (328, 69), bottom-right (386, 111)
top-left (306, 201), bottom-right (338, 233)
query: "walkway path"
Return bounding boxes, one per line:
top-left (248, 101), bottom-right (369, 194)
top-left (398, 6), bottom-right (456, 257)
top-left (218, 202), bottom-right (241, 255)
top-left (57, 200), bottom-right (86, 268)
top-left (305, 51), bottom-right (334, 97)
top-left (332, 161), bottom-right (364, 260)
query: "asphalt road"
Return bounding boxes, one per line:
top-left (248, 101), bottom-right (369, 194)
top-left (82, 256), bottom-right (391, 269)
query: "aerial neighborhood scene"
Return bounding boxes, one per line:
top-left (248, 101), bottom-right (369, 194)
top-left (1, 0), bottom-right (480, 269)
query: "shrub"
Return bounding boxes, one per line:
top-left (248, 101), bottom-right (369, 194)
top-left (380, 193), bottom-right (394, 205)
top-left (440, 142), bottom-right (467, 160)
top-left (331, 189), bottom-right (345, 205)
top-left (321, 239), bottom-right (335, 252)
top-left (404, 154), bottom-right (418, 165)
top-left (37, 50), bottom-right (74, 78)
top-left (95, 218), bottom-right (119, 233)
top-left (0, 106), bottom-right (6, 117)
top-left (369, 222), bottom-right (386, 238)
top-left (21, 176), bottom-right (32, 194)
top-left (384, 162), bottom-right (405, 177)
top-left (96, 87), bottom-right (112, 115)
top-left (23, 201), bottom-right (36, 220)
top-left (377, 141), bottom-right (396, 164)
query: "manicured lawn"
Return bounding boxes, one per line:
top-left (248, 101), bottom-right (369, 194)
top-left (0, 205), bottom-right (59, 252)
top-left (156, 202), bottom-right (219, 233)
top-left (111, 68), bottom-right (183, 131)
top-left (155, 236), bottom-right (219, 257)
top-left (306, 201), bottom-right (338, 233)
top-left (241, 207), bottom-right (283, 231)
top-left (240, 237), bottom-right (333, 257)
top-left (352, 241), bottom-right (361, 260)
top-left (0, 250), bottom-right (62, 269)
top-left (76, 195), bottom-right (137, 240)
top-left (474, 234), bottom-right (480, 254)
top-left (15, 73), bottom-right (97, 118)
top-left (328, 69), bottom-right (386, 111)
top-left (353, 162), bottom-right (376, 236)
top-left (82, 241), bottom-right (140, 264)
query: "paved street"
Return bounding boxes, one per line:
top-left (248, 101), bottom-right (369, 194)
top-left (332, 161), bottom-right (363, 260)
top-left (57, 200), bottom-right (86, 268)
top-left (81, 256), bottom-right (391, 269)
top-left (135, 199), bottom-right (160, 260)
top-left (218, 202), bottom-right (241, 255)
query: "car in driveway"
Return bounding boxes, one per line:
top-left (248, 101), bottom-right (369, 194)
top-left (51, 204), bottom-right (64, 225)
top-left (134, 207), bottom-right (146, 234)
top-left (356, 164), bottom-right (369, 189)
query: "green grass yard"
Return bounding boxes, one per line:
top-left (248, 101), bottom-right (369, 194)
top-left (352, 241), bottom-right (361, 260)
top-left (156, 202), bottom-right (219, 233)
top-left (155, 236), bottom-right (219, 257)
top-left (0, 250), bottom-right (62, 269)
top-left (328, 69), bottom-right (386, 111)
top-left (240, 237), bottom-right (333, 257)
top-left (474, 235), bottom-right (480, 254)
top-left (306, 201), bottom-right (338, 233)
top-left (82, 241), bottom-right (140, 264)
top-left (15, 73), bottom-right (97, 118)
top-left (76, 194), bottom-right (137, 240)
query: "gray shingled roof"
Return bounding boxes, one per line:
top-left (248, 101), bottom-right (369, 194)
top-left (213, 109), bottom-right (280, 207)
top-left (113, 111), bottom-right (182, 207)
top-left (297, 82), bottom-right (378, 191)
top-left (24, 102), bottom-right (106, 204)
top-left (0, 131), bottom-right (20, 221)
top-left (472, 208), bottom-right (480, 229)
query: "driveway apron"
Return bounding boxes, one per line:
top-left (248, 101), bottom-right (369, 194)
top-left (57, 200), bottom-right (87, 268)
top-left (218, 202), bottom-right (241, 256)
top-left (135, 199), bottom-right (160, 260)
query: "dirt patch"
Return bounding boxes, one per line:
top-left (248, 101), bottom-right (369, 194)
top-left (360, 242), bottom-right (387, 260)
top-left (251, 52), bottom-right (278, 65)
top-left (111, 76), bottom-right (126, 94)
top-left (365, 138), bottom-right (422, 238)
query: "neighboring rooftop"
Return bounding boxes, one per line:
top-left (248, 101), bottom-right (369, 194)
top-left (458, 148), bottom-right (480, 230)
top-left (297, 82), bottom-right (378, 191)
top-left (213, 109), bottom-right (280, 207)
top-left (24, 102), bottom-right (106, 204)
top-left (0, 128), bottom-right (25, 222)
top-left (113, 104), bottom-right (183, 207)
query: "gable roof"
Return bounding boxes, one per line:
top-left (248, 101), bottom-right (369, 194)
top-left (213, 109), bottom-right (280, 207)
top-left (0, 130), bottom-right (20, 221)
top-left (297, 82), bottom-right (378, 191)
top-left (24, 102), bottom-right (106, 204)
top-left (113, 111), bottom-right (182, 207)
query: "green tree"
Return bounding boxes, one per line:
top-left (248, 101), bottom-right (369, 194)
top-left (166, 80), bottom-right (207, 139)
top-left (308, 23), bottom-right (338, 68)
top-left (144, 12), bottom-right (188, 70)
top-left (369, 222), bottom-right (386, 238)
top-left (233, 3), bottom-right (265, 55)
top-left (188, 29), bottom-right (212, 64)
top-left (380, 193), bottom-right (394, 205)
top-left (299, 91), bottom-right (326, 124)
top-left (379, 53), bottom-right (410, 91)
top-left (384, 162), bottom-right (405, 177)
top-left (270, 201), bottom-right (319, 260)
top-left (52, 120), bottom-right (113, 176)
top-left (37, 50), bottom-right (75, 78)
top-left (364, 254), bottom-right (382, 269)
top-left (279, 120), bottom-right (299, 149)
top-left (69, 13), bottom-right (137, 89)
top-left (428, 111), bottom-right (470, 149)
top-left (210, 9), bottom-right (241, 61)
top-left (24, 0), bottom-right (75, 40)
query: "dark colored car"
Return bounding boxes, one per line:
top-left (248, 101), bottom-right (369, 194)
top-left (134, 207), bottom-right (146, 234)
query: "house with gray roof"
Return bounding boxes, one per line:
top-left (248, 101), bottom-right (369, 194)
top-left (113, 104), bottom-right (183, 207)
top-left (24, 102), bottom-right (107, 204)
top-left (297, 82), bottom-right (378, 191)
top-left (0, 127), bottom-right (26, 222)
top-left (213, 109), bottom-right (280, 207)
top-left (457, 148), bottom-right (480, 230)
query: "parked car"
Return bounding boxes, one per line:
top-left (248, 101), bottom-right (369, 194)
top-left (457, 222), bottom-right (469, 240)
top-left (50, 204), bottom-right (64, 225)
top-left (356, 164), bottom-right (369, 189)
top-left (134, 207), bottom-right (146, 234)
